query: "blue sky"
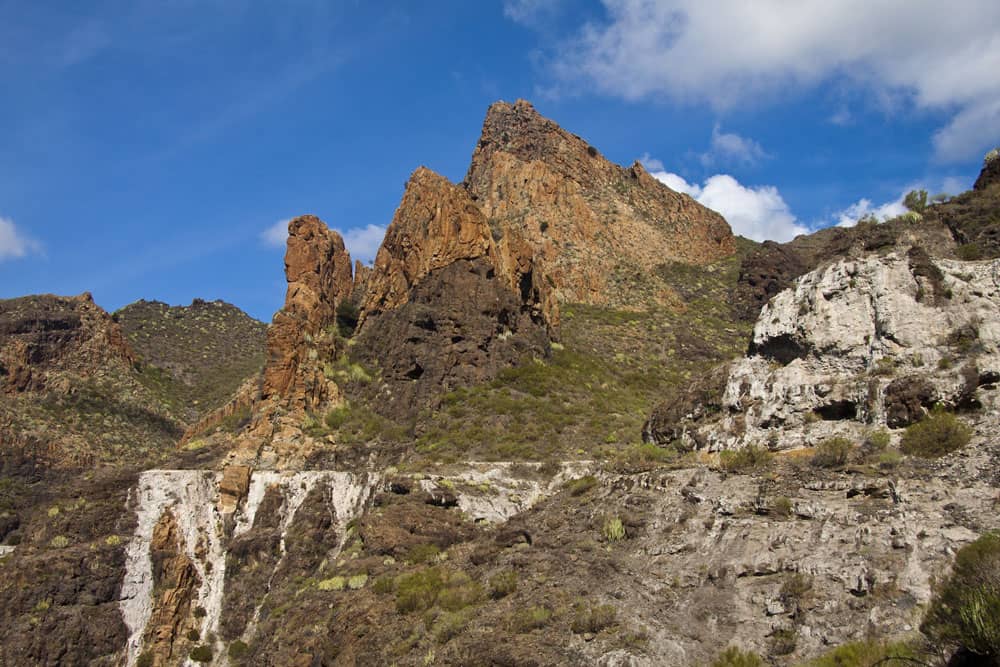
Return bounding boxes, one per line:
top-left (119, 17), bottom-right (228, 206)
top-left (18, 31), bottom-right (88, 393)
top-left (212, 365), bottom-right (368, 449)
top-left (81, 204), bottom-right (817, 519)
top-left (2, 1), bottom-right (998, 321)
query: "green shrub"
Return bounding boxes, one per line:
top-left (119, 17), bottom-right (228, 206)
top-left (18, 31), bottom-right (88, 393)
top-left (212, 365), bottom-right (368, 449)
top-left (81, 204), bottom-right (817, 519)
top-left (228, 640), bottom-right (250, 660)
top-left (433, 608), bottom-right (474, 644)
top-left (407, 543), bottom-right (441, 564)
top-left (563, 475), bottom-right (598, 497)
top-left (189, 645), bottom-right (213, 663)
top-left (802, 639), bottom-right (922, 666)
top-left (602, 516), bottom-right (626, 543)
top-left (318, 576), bottom-right (346, 591)
top-left (325, 405), bottom-right (351, 430)
top-left (347, 573), bottom-right (368, 590)
top-left (509, 605), bottom-right (552, 633)
top-left (878, 450), bottom-right (903, 469)
top-left (49, 535), bottom-right (69, 549)
top-left (904, 189), bottom-right (928, 213)
top-left (373, 575), bottom-right (394, 594)
top-left (900, 409), bottom-right (971, 457)
top-left (718, 445), bottom-right (772, 473)
top-left (811, 437), bottom-right (853, 468)
top-left (770, 627), bottom-right (797, 655)
top-left (193, 605), bottom-right (207, 618)
top-left (489, 570), bottom-right (518, 599)
top-left (137, 653), bottom-right (154, 667)
top-left (921, 532), bottom-right (1000, 658)
top-left (186, 628), bottom-right (200, 641)
top-left (336, 300), bottom-right (360, 337)
top-left (957, 243), bottom-right (984, 261)
top-left (396, 569), bottom-right (443, 613)
top-left (436, 573), bottom-right (483, 611)
top-left (570, 603), bottom-right (617, 634)
top-left (710, 647), bottom-right (766, 667)
top-left (865, 428), bottom-right (891, 452)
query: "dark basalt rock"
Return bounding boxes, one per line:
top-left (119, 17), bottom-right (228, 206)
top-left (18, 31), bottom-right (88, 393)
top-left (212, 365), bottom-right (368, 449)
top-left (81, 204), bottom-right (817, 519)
top-left (354, 257), bottom-right (550, 420)
top-left (884, 375), bottom-right (936, 428)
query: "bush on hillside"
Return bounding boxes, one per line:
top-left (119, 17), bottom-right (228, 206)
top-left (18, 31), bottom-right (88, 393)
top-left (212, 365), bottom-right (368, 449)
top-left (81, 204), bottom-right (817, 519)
top-left (900, 409), bottom-right (971, 457)
top-left (921, 532), bottom-right (1000, 659)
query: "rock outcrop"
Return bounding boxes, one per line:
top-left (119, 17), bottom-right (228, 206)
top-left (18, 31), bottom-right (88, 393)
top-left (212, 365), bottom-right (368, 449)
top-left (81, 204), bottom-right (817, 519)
top-left (0, 293), bottom-right (134, 394)
top-left (263, 215), bottom-right (354, 410)
top-left (648, 251), bottom-right (1000, 452)
top-left (354, 167), bottom-right (556, 419)
top-left (974, 148), bottom-right (1000, 191)
top-left (463, 99), bottom-right (735, 308)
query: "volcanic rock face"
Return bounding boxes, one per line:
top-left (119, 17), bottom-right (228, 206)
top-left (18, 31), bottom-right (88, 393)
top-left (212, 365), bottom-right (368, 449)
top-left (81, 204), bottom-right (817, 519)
top-left (355, 168), bottom-right (555, 419)
top-left (263, 215), bottom-right (354, 410)
top-left (974, 149), bottom-right (1000, 190)
top-left (647, 251), bottom-right (1000, 451)
top-left (0, 293), bottom-right (134, 394)
top-left (463, 99), bottom-right (735, 308)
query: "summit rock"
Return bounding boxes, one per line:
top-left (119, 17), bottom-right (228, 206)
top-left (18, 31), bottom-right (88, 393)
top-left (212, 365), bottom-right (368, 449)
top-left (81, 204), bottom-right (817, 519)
top-left (463, 99), bottom-right (735, 308)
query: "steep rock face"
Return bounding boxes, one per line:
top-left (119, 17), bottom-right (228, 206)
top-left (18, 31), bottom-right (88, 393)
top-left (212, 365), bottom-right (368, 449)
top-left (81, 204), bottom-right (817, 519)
top-left (0, 293), bottom-right (134, 394)
top-left (463, 99), bottom-right (735, 308)
top-left (355, 168), bottom-right (556, 419)
top-left (0, 295), bottom-right (183, 467)
top-left (648, 252), bottom-right (1000, 451)
top-left (263, 215), bottom-right (353, 409)
top-left (974, 149), bottom-right (1000, 190)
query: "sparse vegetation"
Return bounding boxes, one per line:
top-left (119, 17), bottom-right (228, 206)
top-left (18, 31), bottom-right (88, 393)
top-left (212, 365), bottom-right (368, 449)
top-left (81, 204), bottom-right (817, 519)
top-left (802, 640), bottom-right (923, 667)
top-left (718, 445), bottom-right (773, 473)
top-left (489, 570), bottom-right (518, 599)
top-left (189, 645), bottom-right (213, 663)
top-left (228, 640), bottom-right (249, 660)
top-left (710, 647), bottom-right (766, 667)
top-left (810, 437), bottom-right (853, 468)
top-left (900, 409), bottom-right (971, 457)
top-left (904, 189), bottom-right (928, 214)
top-left (563, 475), bottom-right (599, 497)
top-left (921, 531), bottom-right (1000, 659)
top-left (602, 516), bottom-right (626, 543)
top-left (509, 605), bottom-right (552, 633)
top-left (570, 602), bottom-right (617, 634)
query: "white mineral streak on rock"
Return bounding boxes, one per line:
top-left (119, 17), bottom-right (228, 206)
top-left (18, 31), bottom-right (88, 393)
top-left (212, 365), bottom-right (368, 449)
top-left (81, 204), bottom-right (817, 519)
top-left (419, 461), bottom-right (593, 523)
top-left (237, 471), bottom-right (377, 646)
top-left (120, 470), bottom-right (223, 666)
top-left (0, 545), bottom-right (15, 557)
top-left (704, 254), bottom-right (1000, 450)
top-left (121, 469), bottom-right (378, 667)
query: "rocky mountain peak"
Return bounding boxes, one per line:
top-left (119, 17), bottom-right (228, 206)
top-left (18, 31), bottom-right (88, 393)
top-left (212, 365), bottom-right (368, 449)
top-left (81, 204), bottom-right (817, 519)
top-left (974, 147), bottom-right (1000, 190)
top-left (463, 99), bottom-right (736, 308)
top-left (262, 215), bottom-right (352, 408)
top-left (358, 167), bottom-right (497, 325)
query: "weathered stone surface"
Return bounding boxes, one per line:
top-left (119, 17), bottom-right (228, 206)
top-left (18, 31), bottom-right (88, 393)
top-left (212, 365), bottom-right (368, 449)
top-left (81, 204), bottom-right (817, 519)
top-left (463, 99), bottom-right (735, 308)
top-left (883, 375), bottom-right (936, 428)
top-left (262, 215), bottom-right (353, 409)
top-left (354, 168), bottom-right (556, 418)
top-left (0, 293), bottom-right (134, 394)
top-left (218, 464), bottom-right (252, 514)
top-left (974, 149), bottom-right (1000, 191)
top-left (142, 510), bottom-right (200, 667)
top-left (666, 251), bottom-right (1000, 452)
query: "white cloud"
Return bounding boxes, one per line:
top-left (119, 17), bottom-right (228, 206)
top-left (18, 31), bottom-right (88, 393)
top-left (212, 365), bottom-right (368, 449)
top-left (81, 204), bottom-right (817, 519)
top-left (0, 216), bottom-right (41, 261)
top-left (833, 197), bottom-right (907, 228)
top-left (642, 166), bottom-right (807, 242)
top-left (546, 0), bottom-right (1000, 161)
top-left (339, 224), bottom-right (385, 265)
top-left (260, 219), bottom-right (385, 265)
top-left (260, 218), bottom-right (291, 248)
top-left (701, 124), bottom-right (768, 167)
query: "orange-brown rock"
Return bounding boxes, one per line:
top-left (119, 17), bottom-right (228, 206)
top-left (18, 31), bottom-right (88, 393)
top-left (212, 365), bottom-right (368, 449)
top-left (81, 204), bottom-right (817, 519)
top-left (0, 293), bottom-right (135, 394)
top-left (142, 510), bottom-right (200, 667)
top-left (262, 215), bottom-right (353, 410)
top-left (354, 167), bottom-right (556, 419)
top-left (359, 167), bottom-right (557, 331)
top-left (463, 99), bottom-right (736, 308)
top-left (218, 463), bottom-right (252, 513)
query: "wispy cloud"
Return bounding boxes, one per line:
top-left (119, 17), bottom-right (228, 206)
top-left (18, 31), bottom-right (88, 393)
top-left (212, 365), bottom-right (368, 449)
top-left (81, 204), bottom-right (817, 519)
top-left (700, 124), bottom-right (769, 167)
top-left (0, 216), bottom-right (42, 261)
top-left (261, 219), bottom-right (291, 248)
top-left (541, 0), bottom-right (1000, 162)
